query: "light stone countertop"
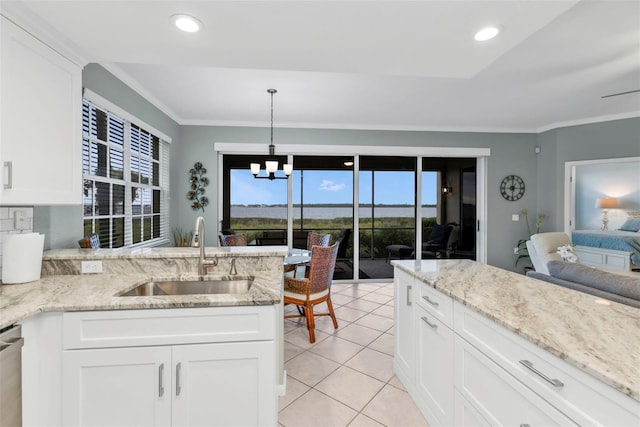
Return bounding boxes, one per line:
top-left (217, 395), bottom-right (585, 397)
top-left (392, 259), bottom-right (640, 402)
top-left (43, 245), bottom-right (289, 259)
top-left (0, 270), bottom-right (282, 331)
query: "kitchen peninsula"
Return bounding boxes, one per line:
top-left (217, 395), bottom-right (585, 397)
top-left (0, 246), bottom-right (288, 427)
top-left (392, 259), bottom-right (639, 427)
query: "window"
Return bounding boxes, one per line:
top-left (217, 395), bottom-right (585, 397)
top-left (82, 99), bottom-right (169, 248)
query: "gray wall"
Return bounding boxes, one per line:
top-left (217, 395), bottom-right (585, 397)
top-left (174, 126), bottom-right (539, 271)
top-left (34, 64), bottom-right (180, 249)
top-left (536, 118), bottom-right (640, 231)
top-left (33, 63), bottom-right (640, 274)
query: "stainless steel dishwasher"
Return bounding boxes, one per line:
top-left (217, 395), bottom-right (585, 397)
top-left (0, 324), bottom-right (24, 427)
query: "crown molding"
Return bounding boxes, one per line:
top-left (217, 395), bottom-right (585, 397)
top-left (0, 2), bottom-right (89, 67)
top-left (536, 111), bottom-right (640, 133)
top-left (99, 63), bottom-right (184, 125)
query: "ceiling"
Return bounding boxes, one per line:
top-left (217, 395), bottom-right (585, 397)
top-left (7, 0), bottom-right (640, 133)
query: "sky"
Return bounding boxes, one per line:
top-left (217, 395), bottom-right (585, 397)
top-left (231, 170), bottom-right (438, 205)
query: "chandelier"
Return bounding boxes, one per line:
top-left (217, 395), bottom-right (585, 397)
top-left (250, 89), bottom-right (293, 180)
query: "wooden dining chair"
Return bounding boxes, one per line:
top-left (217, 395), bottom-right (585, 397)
top-left (284, 242), bottom-right (339, 343)
top-left (306, 232), bottom-right (331, 250)
top-left (220, 234), bottom-right (247, 246)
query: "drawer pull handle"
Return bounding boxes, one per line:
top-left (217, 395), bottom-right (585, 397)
top-left (421, 316), bottom-right (438, 329)
top-left (520, 424), bottom-right (531, 427)
top-left (407, 285), bottom-right (412, 306)
top-left (158, 363), bottom-right (165, 397)
top-left (519, 360), bottom-right (564, 388)
top-left (4, 161), bottom-right (12, 189)
top-left (422, 295), bottom-right (439, 307)
top-left (176, 362), bottom-right (182, 396)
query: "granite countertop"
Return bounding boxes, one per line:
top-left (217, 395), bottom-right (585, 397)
top-left (392, 259), bottom-right (640, 402)
top-left (43, 246), bottom-right (289, 259)
top-left (0, 271), bottom-right (281, 331)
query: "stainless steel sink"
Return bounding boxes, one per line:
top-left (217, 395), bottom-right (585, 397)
top-left (118, 277), bottom-right (254, 297)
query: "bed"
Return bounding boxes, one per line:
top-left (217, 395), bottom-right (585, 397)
top-left (572, 229), bottom-right (640, 271)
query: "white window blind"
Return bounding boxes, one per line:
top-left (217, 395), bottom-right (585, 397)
top-left (82, 99), bottom-right (169, 248)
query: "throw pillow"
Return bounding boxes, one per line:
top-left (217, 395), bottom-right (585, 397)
top-left (619, 218), bottom-right (640, 232)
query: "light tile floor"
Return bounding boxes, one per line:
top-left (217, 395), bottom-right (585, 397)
top-left (279, 282), bottom-right (429, 427)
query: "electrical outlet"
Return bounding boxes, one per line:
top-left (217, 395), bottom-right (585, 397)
top-left (514, 247), bottom-right (519, 254)
top-left (511, 214), bottom-right (520, 221)
top-left (81, 260), bottom-right (103, 274)
top-left (13, 210), bottom-right (31, 230)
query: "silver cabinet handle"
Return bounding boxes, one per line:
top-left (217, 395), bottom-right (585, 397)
top-left (4, 161), bottom-right (12, 189)
top-left (421, 316), bottom-right (438, 329)
top-left (520, 424), bottom-right (531, 427)
top-left (406, 285), bottom-right (412, 306)
top-left (175, 362), bottom-right (182, 396)
top-left (158, 363), bottom-right (165, 397)
top-left (519, 360), bottom-right (564, 387)
top-left (422, 295), bottom-right (439, 307)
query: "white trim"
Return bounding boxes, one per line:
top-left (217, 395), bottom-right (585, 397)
top-left (563, 156), bottom-right (640, 235)
top-left (0, 4), bottom-right (88, 67)
top-left (83, 89), bottom-right (173, 143)
top-left (99, 63), bottom-right (184, 125)
top-left (537, 111), bottom-right (640, 133)
top-left (183, 119), bottom-right (535, 134)
top-left (214, 143), bottom-right (490, 158)
top-left (476, 157), bottom-right (488, 265)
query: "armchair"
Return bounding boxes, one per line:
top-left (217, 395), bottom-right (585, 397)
top-left (526, 232), bottom-right (571, 275)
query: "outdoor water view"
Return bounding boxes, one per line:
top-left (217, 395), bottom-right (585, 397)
top-left (228, 167), bottom-right (439, 260)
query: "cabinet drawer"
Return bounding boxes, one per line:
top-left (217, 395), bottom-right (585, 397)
top-left (415, 305), bottom-right (454, 426)
top-left (416, 281), bottom-right (453, 328)
top-left (454, 302), bottom-right (640, 426)
top-left (454, 336), bottom-right (578, 426)
top-left (63, 306), bottom-right (276, 349)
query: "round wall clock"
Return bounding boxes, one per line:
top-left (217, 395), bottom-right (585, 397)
top-left (500, 175), bottom-right (525, 201)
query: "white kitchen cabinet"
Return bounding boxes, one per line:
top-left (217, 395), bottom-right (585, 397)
top-left (0, 15), bottom-right (81, 205)
top-left (415, 305), bottom-right (454, 426)
top-left (63, 341), bottom-right (275, 427)
top-left (454, 335), bottom-right (578, 426)
top-left (172, 341), bottom-right (275, 426)
top-left (394, 269), bottom-right (415, 382)
top-left (61, 306), bottom-right (278, 427)
top-left (63, 346), bottom-right (172, 427)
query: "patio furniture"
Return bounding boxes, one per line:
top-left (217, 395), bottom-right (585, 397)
top-left (220, 234), bottom-right (247, 246)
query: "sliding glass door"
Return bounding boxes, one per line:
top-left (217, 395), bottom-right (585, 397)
top-left (292, 156), bottom-right (354, 280)
top-left (221, 152), bottom-right (479, 280)
top-left (359, 156), bottom-right (416, 279)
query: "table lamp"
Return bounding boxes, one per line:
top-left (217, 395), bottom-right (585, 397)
top-left (595, 197), bottom-right (618, 230)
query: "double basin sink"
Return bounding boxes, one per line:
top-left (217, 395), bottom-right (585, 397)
top-left (118, 277), bottom-right (254, 297)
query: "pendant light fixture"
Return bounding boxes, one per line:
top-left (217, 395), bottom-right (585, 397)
top-left (250, 89), bottom-right (293, 180)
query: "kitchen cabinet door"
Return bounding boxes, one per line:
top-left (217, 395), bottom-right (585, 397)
top-left (172, 341), bottom-right (277, 427)
top-left (394, 269), bottom-right (415, 382)
top-left (415, 306), bottom-right (454, 426)
top-left (62, 346), bottom-right (172, 427)
top-left (0, 16), bottom-right (81, 205)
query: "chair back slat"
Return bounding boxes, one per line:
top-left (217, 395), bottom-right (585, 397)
top-left (308, 242), bottom-right (339, 294)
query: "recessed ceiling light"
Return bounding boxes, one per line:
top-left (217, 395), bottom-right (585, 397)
top-left (171, 14), bottom-right (202, 33)
top-left (474, 26), bottom-right (500, 42)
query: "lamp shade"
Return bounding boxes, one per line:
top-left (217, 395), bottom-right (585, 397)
top-left (595, 197), bottom-right (618, 209)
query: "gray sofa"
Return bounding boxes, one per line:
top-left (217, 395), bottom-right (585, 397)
top-left (527, 260), bottom-right (640, 309)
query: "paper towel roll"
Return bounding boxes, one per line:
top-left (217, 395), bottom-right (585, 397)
top-left (2, 233), bottom-right (45, 284)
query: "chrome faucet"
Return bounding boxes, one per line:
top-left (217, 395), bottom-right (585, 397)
top-left (192, 216), bottom-right (218, 275)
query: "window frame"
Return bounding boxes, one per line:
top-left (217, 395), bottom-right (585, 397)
top-left (82, 91), bottom-right (171, 249)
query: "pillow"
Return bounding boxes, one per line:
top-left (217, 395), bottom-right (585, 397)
top-left (618, 218), bottom-right (640, 232)
top-left (428, 224), bottom-right (448, 242)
